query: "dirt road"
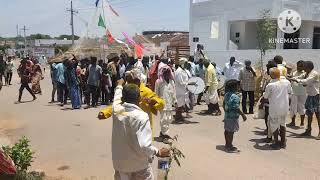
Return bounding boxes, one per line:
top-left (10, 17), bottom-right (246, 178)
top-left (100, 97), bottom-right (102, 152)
top-left (0, 64), bottom-right (320, 180)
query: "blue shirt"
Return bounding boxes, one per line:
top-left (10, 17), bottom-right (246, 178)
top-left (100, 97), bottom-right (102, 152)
top-left (55, 63), bottom-right (66, 84)
top-left (51, 63), bottom-right (58, 83)
top-left (224, 92), bottom-right (240, 120)
top-left (195, 64), bottom-right (206, 80)
top-left (87, 64), bottom-right (102, 87)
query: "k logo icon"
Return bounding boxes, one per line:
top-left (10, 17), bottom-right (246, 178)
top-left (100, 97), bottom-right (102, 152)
top-left (278, 9), bottom-right (302, 34)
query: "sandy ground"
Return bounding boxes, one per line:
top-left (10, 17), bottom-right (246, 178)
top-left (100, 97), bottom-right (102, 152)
top-left (1, 63), bottom-right (320, 180)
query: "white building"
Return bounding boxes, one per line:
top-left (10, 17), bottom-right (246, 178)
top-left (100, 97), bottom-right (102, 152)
top-left (190, 0), bottom-right (320, 69)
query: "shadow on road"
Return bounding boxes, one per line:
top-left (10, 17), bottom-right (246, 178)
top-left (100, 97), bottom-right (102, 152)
top-left (287, 130), bottom-right (316, 139)
top-left (253, 143), bottom-right (276, 151)
top-left (216, 145), bottom-right (240, 154)
top-left (171, 120), bottom-right (199, 125)
top-left (14, 100), bottom-right (34, 104)
top-left (252, 130), bottom-right (266, 136)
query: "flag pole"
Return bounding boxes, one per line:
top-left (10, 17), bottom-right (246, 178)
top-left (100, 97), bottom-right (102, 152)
top-left (101, 0), bottom-right (107, 61)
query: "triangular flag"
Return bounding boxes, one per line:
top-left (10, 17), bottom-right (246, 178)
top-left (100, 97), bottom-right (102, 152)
top-left (135, 44), bottom-right (143, 58)
top-left (106, 29), bottom-right (114, 44)
top-left (98, 14), bottom-right (106, 29)
top-left (95, 0), bottom-right (100, 7)
top-left (122, 32), bottom-right (136, 46)
top-left (109, 5), bottom-right (119, 16)
top-left (115, 38), bottom-right (131, 51)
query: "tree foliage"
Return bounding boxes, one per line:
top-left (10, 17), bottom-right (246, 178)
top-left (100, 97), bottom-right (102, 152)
top-left (56, 34), bottom-right (80, 40)
top-left (256, 9), bottom-right (277, 70)
top-left (27, 34), bottom-right (52, 40)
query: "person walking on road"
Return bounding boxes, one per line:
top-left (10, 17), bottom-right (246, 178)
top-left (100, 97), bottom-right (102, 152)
top-left (17, 59), bottom-right (36, 103)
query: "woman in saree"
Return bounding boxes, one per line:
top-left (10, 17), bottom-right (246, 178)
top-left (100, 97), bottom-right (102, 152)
top-left (31, 60), bottom-right (43, 95)
top-left (66, 60), bottom-right (81, 109)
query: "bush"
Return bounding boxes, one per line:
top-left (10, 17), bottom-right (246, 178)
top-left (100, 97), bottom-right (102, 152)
top-left (2, 136), bottom-right (35, 171)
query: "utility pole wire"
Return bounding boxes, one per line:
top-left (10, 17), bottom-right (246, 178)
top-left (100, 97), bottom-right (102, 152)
top-left (20, 25), bottom-right (29, 56)
top-left (67, 0), bottom-right (78, 45)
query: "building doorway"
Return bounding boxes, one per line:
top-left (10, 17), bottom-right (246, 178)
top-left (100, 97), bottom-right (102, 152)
top-left (284, 30), bottom-right (300, 49)
top-left (313, 27), bottom-right (320, 49)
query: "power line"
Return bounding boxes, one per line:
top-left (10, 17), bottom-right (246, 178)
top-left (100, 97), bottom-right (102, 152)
top-left (20, 25), bottom-right (29, 56)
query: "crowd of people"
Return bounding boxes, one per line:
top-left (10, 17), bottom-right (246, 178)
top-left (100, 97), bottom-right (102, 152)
top-left (5, 49), bottom-right (319, 179)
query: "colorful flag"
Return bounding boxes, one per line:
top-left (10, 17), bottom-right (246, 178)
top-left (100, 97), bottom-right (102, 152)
top-left (122, 32), bottom-right (136, 46)
top-left (98, 14), bottom-right (106, 29)
top-left (114, 38), bottom-right (131, 50)
top-left (135, 44), bottom-right (143, 58)
top-left (106, 29), bottom-right (114, 44)
top-left (109, 5), bottom-right (119, 16)
top-left (95, 0), bottom-right (100, 7)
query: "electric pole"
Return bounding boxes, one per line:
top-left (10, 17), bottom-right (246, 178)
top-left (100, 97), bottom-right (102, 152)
top-left (20, 25), bottom-right (29, 56)
top-left (67, 0), bottom-right (78, 45)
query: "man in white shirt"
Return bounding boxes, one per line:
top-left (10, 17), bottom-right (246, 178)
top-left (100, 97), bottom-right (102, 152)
top-left (291, 61), bottom-right (320, 139)
top-left (174, 58), bottom-right (193, 122)
top-left (287, 61), bottom-right (307, 127)
top-left (223, 57), bottom-right (243, 82)
top-left (112, 80), bottom-right (170, 180)
top-left (264, 68), bottom-right (292, 150)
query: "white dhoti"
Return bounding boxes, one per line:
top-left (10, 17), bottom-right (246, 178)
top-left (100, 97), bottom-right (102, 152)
top-left (115, 166), bottom-right (153, 180)
top-left (290, 94), bottom-right (307, 117)
top-left (176, 92), bottom-right (189, 108)
top-left (268, 115), bottom-right (286, 137)
top-left (160, 110), bottom-right (173, 135)
top-left (204, 89), bottom-right (219, 105)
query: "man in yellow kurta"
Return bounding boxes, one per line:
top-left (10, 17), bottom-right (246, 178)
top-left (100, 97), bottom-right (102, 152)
top-left (98, 68), bottom-right (164, 138)
top-left (203, 59), bottom-right (220, 116)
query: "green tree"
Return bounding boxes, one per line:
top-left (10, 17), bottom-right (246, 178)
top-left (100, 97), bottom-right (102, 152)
top-left (56, 35), bottom-right (80, 40)
top-left (256, 9), bottom-right (277, 71)
top-left (27, 34), bottom-right (52, 40)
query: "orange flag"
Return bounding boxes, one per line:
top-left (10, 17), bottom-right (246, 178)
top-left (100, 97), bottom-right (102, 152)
top-left (135, 44), bottom-right (143, 58)
top-left (106, 30), bottom-right (114, 44)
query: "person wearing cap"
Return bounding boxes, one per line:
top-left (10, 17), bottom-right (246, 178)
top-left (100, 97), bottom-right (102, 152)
top-left (203, 59), bottom-right (220, 116)
top-left (112, 80), bottom-right (170, 180)
top-left (174, 57), bottom-right (195, 122)
top-left (98, 68), bottom-right (165, 139)
top-left (239, 60), bottom-right (256, 114)
top-left (263, 67), bottom-right (292, 150)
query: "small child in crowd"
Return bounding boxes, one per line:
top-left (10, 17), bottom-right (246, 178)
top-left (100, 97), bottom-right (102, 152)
top-left (223, 79), bottom-right (247, 152)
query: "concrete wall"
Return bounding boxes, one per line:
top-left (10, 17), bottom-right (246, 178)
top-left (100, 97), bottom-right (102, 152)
top-left (190, 0), bottom-right (320, 51)
top-left (205, 49), bottom-right (320, 70)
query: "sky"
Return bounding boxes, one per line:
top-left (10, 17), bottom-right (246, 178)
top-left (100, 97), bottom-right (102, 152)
top-left (0, 0), bottom-right (190, 38)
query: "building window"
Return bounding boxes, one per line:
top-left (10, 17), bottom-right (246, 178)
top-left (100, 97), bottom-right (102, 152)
top-left (235, 32), bottom-right (240, 38)
top-left (313, 27), bottom-right (320, 49)
top-left (210, 21), bottom-right (219, 39)
top-left (193, 37), bottom-right (199, 42)
top-left (192, 0), bottom-right (211, 3)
